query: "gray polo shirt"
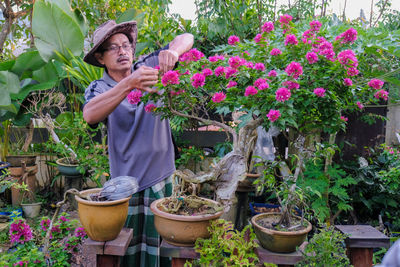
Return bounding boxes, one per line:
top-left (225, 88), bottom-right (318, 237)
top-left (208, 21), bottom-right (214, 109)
top-left (84, 47), bottom-right (175, 192)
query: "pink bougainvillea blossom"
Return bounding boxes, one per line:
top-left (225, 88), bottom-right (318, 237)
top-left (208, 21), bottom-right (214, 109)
top-left (254, 78), bottom-right (267, 88)
top-left (227, 81), bottom-right (237, 88)
top-left (40, 218), bottom-right (50, 231)
top-left (368, 78), bottom-right (384, 90)
top-left (258, 82), bottom-right (269, 90)
top-left (179, 48), bottom-right (204, 62)
top-left (262, 21), bottom-right (275, 33)
top-left (267, 109), bottom-right (281, 122)
top-left (285, 62), bottom-right (303, 79)
top-left (356, 101), bottom-right (364, 110)
top-left (161, 70), bottom-right (180, 86)
top-left (283, 80), bottom-right (300, 90)
top-left (340, 116), bottom-right (348, 122)
top-left (344, 78), bottom-right (353, 86)
top-left (154, 65), bottom-right (160, 70)
top-left (209, 55), bottom-right (225, 62)
top-left (244, 86), bottom-right (258, 96)
top-left (170, 89), bottom-right (185, 96)
top-left (74, 227), bottom-right (87, 238)
top-left (10, 219), bottom-right (33, 245)
top-left (347, 68), bottom-right (359, 77)
top-left (302, 29), bottom-right (314, 40)
top-left (212, 92), bottom-right (227, 103)
top-left (228, 56), bottom-right (245, 69)
top-left (275, 87), bottom-right (291, 102)
top-left (335, 28), bottom-right (358, 44)
top-left (202, 68), bottom-right (213, 77)
top-left (191, 73), bottom-right (206, 88)
top-left (270, 48), bottom-right (282, 56)
top-left (374, 89), bottom-right (389, 101)
top-left (127, 89), bottom-right (142, 104)
top-left (245, 61), bottom-right (254, 69)
top-left (314, 87), bottom-right (326, 97)
top-left (285, 34), bottom-right (298, 45)
top-left (225, 67), bottom-right (238, 79)
top-left (214, 66), bottom-right (225, 77)
top-left (228, 35), bottom-right (240, 45)
top-left (306, 52), bottom-right (318, 64)
top-left (337, 50), bottom-right (358, 68)
top-left (145, 103), bottom-right (156, 112)
top-left (310, 20), bottom-right (322, 32)
top-left (279, 14), bottom-right (292, 25)
top-left (254, 63), bottom-right (266, 71)
top-left (268, 70), bottom-right (277, 77)
top-left (254, 34), bottom-right (263, 43)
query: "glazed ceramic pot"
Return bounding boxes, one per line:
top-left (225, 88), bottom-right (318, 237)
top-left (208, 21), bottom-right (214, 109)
top-left (75, 188), bottom-right (131, 241)
top-left (150, 197), bottom-right (224, 247)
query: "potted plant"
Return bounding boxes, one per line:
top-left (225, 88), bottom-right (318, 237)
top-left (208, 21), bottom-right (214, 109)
top-left (20, 188), bottom-right (44, 218)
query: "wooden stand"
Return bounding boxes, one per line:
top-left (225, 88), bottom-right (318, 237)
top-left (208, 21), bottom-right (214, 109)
top-left (255, 241), bottom-right (305, 267)
top-left (160, 240), bottom-right (199, 267)
top-left (84, 228), bottom-right (133, 267)
top-left (335, 225), bottom-right (390, 267)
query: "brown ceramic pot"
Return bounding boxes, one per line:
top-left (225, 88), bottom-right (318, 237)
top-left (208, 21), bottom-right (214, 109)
top-left (251, 212), bottom-right (312, 253)
top-left (75, 188), bottom-right (131, 242)
top-left (150, 197), bottom-right (224, 247)
top-left (9, 165), bottom-right (38, 206)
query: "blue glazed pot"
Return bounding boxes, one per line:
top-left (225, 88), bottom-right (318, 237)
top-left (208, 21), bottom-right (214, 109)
top-left (56, 158), bottom-right (81, 176)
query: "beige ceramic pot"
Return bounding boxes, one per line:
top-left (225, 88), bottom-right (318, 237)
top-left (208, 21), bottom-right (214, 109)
top-left (75, 188), bottom-right (131, 241)
top-left (251, 212), bottom-right (312, 253)
top-left (150, 197), bottom-right (224, 247)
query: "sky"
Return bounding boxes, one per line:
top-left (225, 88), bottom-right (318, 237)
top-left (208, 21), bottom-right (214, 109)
top-left (170, 0), bottom-right (400, 21)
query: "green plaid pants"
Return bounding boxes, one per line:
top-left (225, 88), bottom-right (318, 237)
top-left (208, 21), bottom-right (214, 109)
top-left (121, 176), bottom-right (173, 267)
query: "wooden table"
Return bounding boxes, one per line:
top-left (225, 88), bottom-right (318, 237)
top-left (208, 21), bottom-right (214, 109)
top-left (335, 225), bottom-right (390, 267)
top-left (160, 239), bottom-right (305, 267)
top-left (84, 228), bottom-right (133, 267)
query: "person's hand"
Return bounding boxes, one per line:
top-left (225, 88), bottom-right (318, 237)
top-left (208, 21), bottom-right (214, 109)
top-left (159, 49), bottom-right (179, 74)
top-left (128, 66), bottom-right (159, 93)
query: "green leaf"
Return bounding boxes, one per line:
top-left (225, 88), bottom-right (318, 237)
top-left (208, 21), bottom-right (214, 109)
top-left (32, 0), bottom-right (84, 62)
top-left (32, 61), bottom-right (59, 83)
top-left (11, 50), bottom-right (46, 76)
top-left (0, 71), bottom-right (20, 113)
top-left (116, 8), bottom-right (145, 25)
top-left (0, 60), bottom-right (15, 71)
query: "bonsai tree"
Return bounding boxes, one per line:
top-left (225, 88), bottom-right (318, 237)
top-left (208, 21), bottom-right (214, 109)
top-left (138, 15), bottom-right (392, 214)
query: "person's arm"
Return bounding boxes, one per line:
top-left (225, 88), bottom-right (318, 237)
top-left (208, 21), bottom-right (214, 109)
top-left (83, 66), bottom-right (158, 125)
top-left (158, 33), bottom-right (194, 74)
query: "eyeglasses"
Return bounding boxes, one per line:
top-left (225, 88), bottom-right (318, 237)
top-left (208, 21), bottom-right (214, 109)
top-left (105, 43), bottom-right (133, 54)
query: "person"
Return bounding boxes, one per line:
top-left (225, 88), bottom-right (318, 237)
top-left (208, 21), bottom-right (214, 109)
top-left (376, 239), bottom-right (400, 267)
top-left (82, 20), bottom-right (194, 266)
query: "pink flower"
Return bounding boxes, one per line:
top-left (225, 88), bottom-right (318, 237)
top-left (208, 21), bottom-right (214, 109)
top-left (127, 89), bottom-right (142, 104)
top-left (344, 78), bottom-right (353, 86)
top-left (254, 78), bottom-right (267, 88)
top-left (244, 86), bottom-right (258, 96)
top-left (310, 20), bottom-right (322, 32)
top-left (258, 82), bottom-right (269, 90)
top-left (225, 67), bottom-right (238, 79)
top-left (285, 34), bottom-right (298, 45)
top-left (347, 68), bottom-right (359, 77)
top-left (337, 50), bottom-right (358, 68)
top-left (283, 81), bottom-right (299, 90)
top-left (340, 116), bottom-right (348, 122)
top-left (228, 56), bottom-right (245, 69)
top-left (356, 101), bottom-right (364, 110)
top-left (279, 14), bottom-right (292, 25)
top-left (154, 65), bottom-right (160, 70)
top-left (254, 63), bottom-right (265, 71)
top-left (368, 78), bottom-right (384, 90)
top-left (262, 21), bottom-right (274, 33)
top-left (302, 29), bottom-right (314, 40)
top-left (209, 55), bottom-right (225, 62)
top-left (314, 87), bottom-right (326, 97)
top-left (191, 73), bottom-right (206, 88)
top-left (335, 28), bottom-right (358, 44)
top-left (228, 35), bottom-right (240, 45)
top-left (202, 68), bottom-right (213, 77)
top-left (275, 87), bottom-right (291, 102)
top-left (270, 48), bottom-right (282, 56)
top-left (245, 61), bottom-right (254, 69)
top-left (40, 218), bottom-right (50, 231)
top-left (10, 219), bottom-right (33, 245)
top-left (74, 227), bottom-right (87, 238)
top-left (161, 70), bottom-right (180, 86)
top-left (285, 62), bottom-right (303, 79)
top-left (306, 52), bottom-right (318, 64)
top-left (179, 48), bottom-right (204, 62)
top-left (374, 89), bottom-right (389, 101)
top-left (215, 66), bottom-right (225, 76)
top-left (227, 81), bottom-right (237, 88)
top-left (212, 92), bottom-right (227, 103)
top-left (254, 34), bottom-right (263, 43)
top-left (268, 70), bottom-right (277, 77)
top-left (267, 109), bottom-right (281, 122)
top-left (145, 103), bottom-right (156, 112)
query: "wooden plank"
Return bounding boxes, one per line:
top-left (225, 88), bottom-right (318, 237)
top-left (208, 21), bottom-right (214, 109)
top-left (255, 241), bottom-right (305, 265)
top-left (335, 225), bottom-right (390, 248)
top-left (348, 248), bottom-right (373, 267)
top-left (84, 238), bottom-right (106, 255)
top-left (103, 228), bottom-right (133, 256)
top-left (160, 240), bottom-right (200, 259)
top-left (97, 255), bottom-right (120, 267)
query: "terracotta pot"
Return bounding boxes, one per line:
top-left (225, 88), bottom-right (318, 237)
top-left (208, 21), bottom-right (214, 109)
top-left (251, 212), bottom-right (312, 253)
top-left (75, 188), bottom-right (131, 242)
top-left (6, 155), bottom-right (36, 167)
top-left (150, 197), bottom-right (224, 247)
top-left (9, 165), bottom-right (38, 206)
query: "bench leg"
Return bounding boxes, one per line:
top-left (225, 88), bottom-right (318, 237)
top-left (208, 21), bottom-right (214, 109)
top-left (348, 248), bottom-right (373, 267)
top-left (97, 255), bottom-right (120, 267)
top-left (172, 258), bottom-right (192, 267)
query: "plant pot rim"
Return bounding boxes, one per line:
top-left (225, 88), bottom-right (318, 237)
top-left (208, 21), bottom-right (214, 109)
top-left (21, 202), bottom-right (42, 206)
top-left (245, 172), bottom-right (261, 178)
top-left (150, 196), bottom-right (224, 222)
top-left (75, 188), bottom-right (131, 206)
top-left (251, 212), bottom-right (312, 236)
top-left (56, 157), bottom-right (79, 167)
top-left (0, 161), bottom-right (10, 168)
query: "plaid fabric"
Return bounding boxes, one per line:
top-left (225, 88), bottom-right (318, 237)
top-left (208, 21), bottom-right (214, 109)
top-left (121, 176), bottom-right (173, 267)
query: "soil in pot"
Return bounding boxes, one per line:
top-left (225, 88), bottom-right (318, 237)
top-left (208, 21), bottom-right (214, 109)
top-left (256, 213), bottom-right (308, 232)
top-left (157, 195), bottom-right (223, 215)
